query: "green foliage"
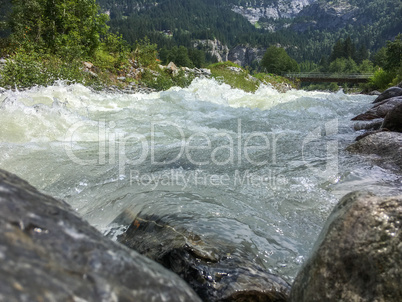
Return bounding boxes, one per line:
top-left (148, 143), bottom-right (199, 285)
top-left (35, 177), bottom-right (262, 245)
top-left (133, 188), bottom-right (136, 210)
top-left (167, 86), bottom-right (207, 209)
top-left (368, 34), bottom-right (402, 90)
top-left (384, 34), bottom-right (402, 73)
top-left (141, 68), bottom-right (194, 91)
top-left (368, 68), bottom-right (395, 90)
top-left (0, 50), bottom-right (91, 88)
top-left (328, 57), bottom-right (358, 74)
top-left (208, 62), bottom-right (260, 92)
top-left (8, 0), bottom-right (110, 58)
top-left (99, 0), bottom-right (402, 64)
top-left (260, 46), bottom-right (299, 75)
top-left (132, 37), bottom-right (159, 68)
top-left (299, 61), bottom-right (319, 72)
top-left (254, 72), bottom-right (297, 91)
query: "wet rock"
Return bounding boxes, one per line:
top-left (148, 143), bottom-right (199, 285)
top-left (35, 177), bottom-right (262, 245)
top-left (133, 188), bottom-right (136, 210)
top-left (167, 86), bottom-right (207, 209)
top-left (382, 102), bottom-right (402, 132)
top-left (346, 131), bottom-right (402, 170)
top-left (290, 192), bottom-right (402, 302)
top-left (112, 211), bottom-right (291, 302)
top-left (373, 86), bottom-right (402, 104)
top-left (368, 90), bottom-right (381, 96)
top-left (353, 118), bottom-right (383, 131)
top-left (351, 96), bottom-right (402, 120)
top-left (0, 169), bottom-right (201, 302)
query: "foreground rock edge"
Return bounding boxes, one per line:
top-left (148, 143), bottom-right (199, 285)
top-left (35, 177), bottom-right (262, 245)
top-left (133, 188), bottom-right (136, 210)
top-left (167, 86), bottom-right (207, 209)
top-left (290, 191), bottom-right (402, 302)
top-left (0, 169), bottom-right (201, 302)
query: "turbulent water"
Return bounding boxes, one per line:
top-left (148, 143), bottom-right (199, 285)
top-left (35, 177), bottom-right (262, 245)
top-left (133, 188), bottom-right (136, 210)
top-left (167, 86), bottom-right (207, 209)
top-left (0, 79), bottom-right (401, 282)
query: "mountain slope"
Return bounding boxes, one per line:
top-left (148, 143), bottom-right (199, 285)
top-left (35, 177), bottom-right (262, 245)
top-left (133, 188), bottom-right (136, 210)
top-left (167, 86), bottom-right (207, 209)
top-left (98, 0), bottom-right (401, 63)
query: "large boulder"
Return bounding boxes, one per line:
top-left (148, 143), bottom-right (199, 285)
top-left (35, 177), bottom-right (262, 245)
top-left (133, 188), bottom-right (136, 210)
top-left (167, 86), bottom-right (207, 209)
top-left (111, 211), bottom-right (291, 302)
top-left (373, 86), bottom-right (402, 104)
top-left (346, 131), bottom-right (402, 170)
top-left (382, 102), bottom-right (402, 132)
top-left (290, 192), bottom-right (402, 302)
top-left (352, 96), bottom-right (402, 120)
top-left (0, 169), bottom-right (201, 302)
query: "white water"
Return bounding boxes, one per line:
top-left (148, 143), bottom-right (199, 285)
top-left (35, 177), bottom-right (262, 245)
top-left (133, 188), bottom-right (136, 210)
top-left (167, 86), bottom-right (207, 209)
top-left (1, 79), bottom-right (401, 282)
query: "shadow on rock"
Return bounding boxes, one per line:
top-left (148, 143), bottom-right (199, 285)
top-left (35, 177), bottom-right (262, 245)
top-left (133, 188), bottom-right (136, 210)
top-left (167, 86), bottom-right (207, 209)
top-left (0, 169), bottom-right (201, 302)
top-left (109, 210), bottom-right (291, 302)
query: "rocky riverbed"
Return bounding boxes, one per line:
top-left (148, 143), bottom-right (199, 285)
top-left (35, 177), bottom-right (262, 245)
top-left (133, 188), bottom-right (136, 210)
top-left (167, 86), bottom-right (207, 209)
top-left (0, 80), bottom-right (401, 301)
top-left (347, 85), bottom-right (402, 171)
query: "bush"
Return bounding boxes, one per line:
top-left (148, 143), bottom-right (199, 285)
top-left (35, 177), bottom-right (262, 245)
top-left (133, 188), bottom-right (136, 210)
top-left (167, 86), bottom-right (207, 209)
top-left (141, 68), bottom-right (194, 91)
top-left (368, 68), bottom-right (395, 90)
top-left (0, 51), bottom-right (91, 88)
top-left (260, 46), bottom-right (299, 75)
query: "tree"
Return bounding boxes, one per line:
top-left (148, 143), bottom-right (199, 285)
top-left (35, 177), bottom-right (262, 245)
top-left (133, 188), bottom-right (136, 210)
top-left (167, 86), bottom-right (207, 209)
top-left (260, 46), bottom-right (299, 75)
top-left (384, 34), bottom-right (402, 73)
top-left (8, 0), bottom-right (110, 58)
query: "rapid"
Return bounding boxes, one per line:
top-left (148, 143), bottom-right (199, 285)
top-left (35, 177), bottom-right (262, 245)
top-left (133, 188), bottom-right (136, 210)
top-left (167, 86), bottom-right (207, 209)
top-left (0, 78), bottom-right (401, 282)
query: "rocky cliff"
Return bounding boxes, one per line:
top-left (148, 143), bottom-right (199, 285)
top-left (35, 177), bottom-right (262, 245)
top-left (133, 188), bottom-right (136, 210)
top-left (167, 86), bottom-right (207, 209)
top-left (231, 0), bottom-right (317, 23)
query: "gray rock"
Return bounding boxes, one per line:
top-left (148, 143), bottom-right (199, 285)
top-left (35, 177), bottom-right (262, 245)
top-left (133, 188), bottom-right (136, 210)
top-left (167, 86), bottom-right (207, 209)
top-left (353, 118), bottom-right (383, 131)
top-left (347, 131), bottom-right (402, 170)
top-left (382, 102), bottom-right (402, 132)
top-left (167, 62), bottom-right (178, 76)
top-left (352, 96), bottom-right (402, 120)
top-left (373, 86), bottom-right (402, 104)
top-left (228, 45), bottom-right (266, 67)
top-left (112, 211), bottom-right (291, 302)
top-left (117, 76), bottom-right (126, 81)
top-left (290, 192), bottom-right (402, 302)
top-left (368, 90), bottom-right (381, 96)
top-left (0, 169), bottom-right (201, 302)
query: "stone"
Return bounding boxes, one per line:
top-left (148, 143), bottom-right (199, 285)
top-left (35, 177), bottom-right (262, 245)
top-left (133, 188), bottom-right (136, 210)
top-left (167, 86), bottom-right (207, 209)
top-left (346, 131), bottom-right (402, 170)
top-left (290, 192), bottom-right (402, 302)
top-left (83, 61), bottom-right (94, 69)
top-left (200, 68), bottom-right (212, 76)
top-left (373, 86), bottom-right (402, 104)
top-left (352, 96), bottom-right (402, 120)
top-left (117, 76), bottom-right (126, 81)
top-left (0, 169), bottom-right (201, 302)
top-left (353, 118), bottom-right (383, 131)
top-left (368, 90), bottom-right (381, 96)
top-left (167, 62), bottom-right (178, 76)
top-left (111, 211), bottom-right (291, 302)
top-left (382, 102), bottom-right (402, 132)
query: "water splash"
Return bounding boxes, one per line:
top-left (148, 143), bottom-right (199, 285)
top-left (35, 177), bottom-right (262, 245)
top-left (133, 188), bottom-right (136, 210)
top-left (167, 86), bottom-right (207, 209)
top-left (0, 80), bottom-right (398, 282)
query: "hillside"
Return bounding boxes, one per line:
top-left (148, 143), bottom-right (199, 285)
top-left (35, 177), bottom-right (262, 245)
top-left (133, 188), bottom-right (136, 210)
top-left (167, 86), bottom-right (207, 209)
top-left (97, 0), bottom-right (402, 64)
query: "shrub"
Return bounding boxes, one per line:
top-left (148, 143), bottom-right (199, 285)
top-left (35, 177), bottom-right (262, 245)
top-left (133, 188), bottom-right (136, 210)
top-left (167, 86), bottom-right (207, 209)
top-left (368, 68), bottom-right (395, 90)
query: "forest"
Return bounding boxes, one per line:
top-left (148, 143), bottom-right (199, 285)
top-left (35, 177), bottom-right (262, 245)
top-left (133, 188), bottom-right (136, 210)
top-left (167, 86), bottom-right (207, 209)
top-left (0, 0), bottom-right (400, 91)
top-left (96, 0), bottom-right (402, 63)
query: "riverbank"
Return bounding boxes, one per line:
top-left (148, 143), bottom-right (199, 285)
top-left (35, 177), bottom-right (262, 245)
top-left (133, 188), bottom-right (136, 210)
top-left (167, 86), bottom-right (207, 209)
top-left (347, 85), bottom-right (402, 172)
top-left (0, 56), bottom-right (296, 94)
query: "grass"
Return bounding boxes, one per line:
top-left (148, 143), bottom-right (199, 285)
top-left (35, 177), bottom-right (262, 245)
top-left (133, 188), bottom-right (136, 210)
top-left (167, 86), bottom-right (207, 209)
top-left (208, 62), bottom-right (260, 92)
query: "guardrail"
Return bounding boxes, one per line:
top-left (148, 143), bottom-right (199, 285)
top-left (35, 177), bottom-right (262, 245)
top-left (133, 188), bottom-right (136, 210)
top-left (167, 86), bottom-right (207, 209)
top-left (285, 73), bottom-right (374, 83)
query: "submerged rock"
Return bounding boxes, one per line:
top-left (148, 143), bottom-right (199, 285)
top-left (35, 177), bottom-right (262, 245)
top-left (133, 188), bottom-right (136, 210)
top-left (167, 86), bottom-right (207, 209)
top-left (347, 131), bottom-right (402, 170)
top-left (290, 192), bottom-right (402, 302)
top-left (373, 86), bottom-right (402, 104)
top-left (0, 169), bottom-right (201, 302)
top-left (111, 211), bottom-right (291, 302)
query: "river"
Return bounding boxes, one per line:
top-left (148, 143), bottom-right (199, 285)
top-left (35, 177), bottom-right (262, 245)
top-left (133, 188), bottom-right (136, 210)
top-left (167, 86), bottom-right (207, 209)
top-left (0, 78), bottom-right (401, 282)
